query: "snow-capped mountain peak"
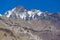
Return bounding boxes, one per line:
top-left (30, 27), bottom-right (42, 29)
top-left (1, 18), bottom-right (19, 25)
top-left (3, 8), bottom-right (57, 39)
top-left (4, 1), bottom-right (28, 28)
top-left (5, 7), bottom-right (16, 18)
top-left (4, 6), bottom-right (47, 20)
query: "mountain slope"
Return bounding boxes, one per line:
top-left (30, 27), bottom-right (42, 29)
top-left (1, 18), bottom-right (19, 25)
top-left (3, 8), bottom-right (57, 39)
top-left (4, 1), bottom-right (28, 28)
top-left (0, 6), bottom-right (60, 40)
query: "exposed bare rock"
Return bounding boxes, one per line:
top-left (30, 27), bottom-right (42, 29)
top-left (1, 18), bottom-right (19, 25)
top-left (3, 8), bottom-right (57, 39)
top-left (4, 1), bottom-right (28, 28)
top-left (0, 6), bottom-right (60, 40)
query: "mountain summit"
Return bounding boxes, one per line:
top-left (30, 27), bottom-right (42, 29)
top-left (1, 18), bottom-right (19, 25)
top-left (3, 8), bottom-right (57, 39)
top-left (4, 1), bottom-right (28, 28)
top-left (4, 6), bottom-right (45, 20)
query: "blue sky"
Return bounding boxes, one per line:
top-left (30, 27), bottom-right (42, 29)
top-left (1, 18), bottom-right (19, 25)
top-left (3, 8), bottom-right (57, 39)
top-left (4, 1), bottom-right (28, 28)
top-left (0, 0), bottom-right (60, 14)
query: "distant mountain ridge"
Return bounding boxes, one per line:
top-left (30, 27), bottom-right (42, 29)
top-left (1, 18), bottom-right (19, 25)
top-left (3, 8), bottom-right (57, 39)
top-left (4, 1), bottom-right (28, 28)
top-left (0, 6), bottom-right (59, 21)
top-left (3, 6), bottom-right (53, 21)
